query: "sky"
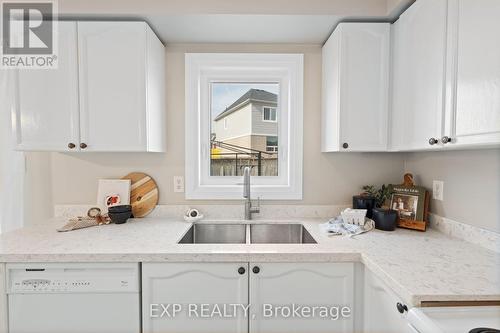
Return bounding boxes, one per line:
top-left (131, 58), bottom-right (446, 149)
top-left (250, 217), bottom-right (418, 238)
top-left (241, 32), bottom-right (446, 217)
top-left (211, 83), bottom-right (279, 119)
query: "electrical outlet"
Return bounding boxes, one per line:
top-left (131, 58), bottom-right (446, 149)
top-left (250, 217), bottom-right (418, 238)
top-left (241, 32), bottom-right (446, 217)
top-left (173, 176), bottom-right (184, 193)
top-left (433, 180), bottom-right (444, 201)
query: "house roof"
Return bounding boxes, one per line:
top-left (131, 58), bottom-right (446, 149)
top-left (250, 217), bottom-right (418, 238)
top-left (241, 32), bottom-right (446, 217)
top-left (214, 88), bottom-right (277, 121)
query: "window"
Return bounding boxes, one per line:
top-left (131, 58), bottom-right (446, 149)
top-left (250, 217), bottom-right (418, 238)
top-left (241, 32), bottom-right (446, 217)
top-left (263, 107), bottom-right (277, 122)
top-left (211, 82), bottom-right (279, 177)
top-left (266, 136), bottom-right (278, 152)
top-left (185, 53), bottom-right (304, 200)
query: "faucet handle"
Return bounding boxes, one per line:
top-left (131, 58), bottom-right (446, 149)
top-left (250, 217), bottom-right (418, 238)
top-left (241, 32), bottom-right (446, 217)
top-left (252, 197), bottom-right (261, 213)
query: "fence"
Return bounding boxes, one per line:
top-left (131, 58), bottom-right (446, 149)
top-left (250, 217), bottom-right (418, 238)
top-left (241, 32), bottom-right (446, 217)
top-left (210, 157), bottom-right (278, 176)
top-left (210, 140), bottom-right (277, 176)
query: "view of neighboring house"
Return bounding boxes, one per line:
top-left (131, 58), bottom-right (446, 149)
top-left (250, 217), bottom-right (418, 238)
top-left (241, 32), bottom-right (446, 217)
top-left (212, 88), bottom-right (278, 155)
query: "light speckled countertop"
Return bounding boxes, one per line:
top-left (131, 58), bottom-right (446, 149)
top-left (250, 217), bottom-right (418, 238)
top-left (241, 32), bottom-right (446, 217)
top-left (0, 218), bottom-right (498, 306)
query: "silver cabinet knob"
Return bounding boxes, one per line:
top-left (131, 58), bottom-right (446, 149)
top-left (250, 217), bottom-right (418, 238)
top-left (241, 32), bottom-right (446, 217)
top-left (428, 138), bottom-right (438, 145)
top-left (441, 136), bottom-right (452, 144)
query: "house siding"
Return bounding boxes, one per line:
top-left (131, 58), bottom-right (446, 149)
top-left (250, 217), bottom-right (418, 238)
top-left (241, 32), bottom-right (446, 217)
top-left (251, 101), bottom-right (278, 136)
top-left (213, 103), bottom-right (252, 141)
top-left (221, 135), bottom-right (252, 151)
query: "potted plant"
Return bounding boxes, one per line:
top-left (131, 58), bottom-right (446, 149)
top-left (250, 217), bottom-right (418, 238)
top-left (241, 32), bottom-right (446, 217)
top-left (361, 184), bottom-right (391, 208)
top-left (360, 184), bottom-right (398, 231)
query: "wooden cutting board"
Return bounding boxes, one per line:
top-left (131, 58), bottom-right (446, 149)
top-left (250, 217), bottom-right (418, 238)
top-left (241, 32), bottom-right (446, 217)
top-left (121, 172), bottom-right (159, 218)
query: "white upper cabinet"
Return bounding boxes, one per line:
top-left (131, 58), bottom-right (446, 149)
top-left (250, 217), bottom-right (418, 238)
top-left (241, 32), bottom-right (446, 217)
top-left (78, 22), bottom-right (165, 152)
top-left (12, 21), bottom-right (165, 152)
top-left (322, 23), bottom-right (390, 152)
top-left (390, 0), bottom-right (448, 151)
top-left (391, 0), bottom-right (500, 151)
top-left (12, 21), bottom-right (80, 151)
top-left (443, 0), bottom-right (500, 148)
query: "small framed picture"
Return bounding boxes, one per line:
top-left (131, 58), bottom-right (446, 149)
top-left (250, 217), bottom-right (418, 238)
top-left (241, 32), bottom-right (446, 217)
top-left (388, 181), bottom-right (429, 231)
top-left (97, 179), bottom-right (131, 213)
top-left (391, 193), bottom-right (419, 221)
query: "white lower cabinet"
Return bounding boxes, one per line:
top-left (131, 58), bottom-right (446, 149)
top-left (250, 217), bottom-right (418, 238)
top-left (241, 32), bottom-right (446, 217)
top-left (142, 262), bottom-right (249, 333)
top-left (0, 264), bottom-right (7, 333)
top-left (363, 268), bottom-right (413, 333)
top-left (142, 262), bottom-right (355, 333)
top-left (249, 262), bottom-right (355, 333)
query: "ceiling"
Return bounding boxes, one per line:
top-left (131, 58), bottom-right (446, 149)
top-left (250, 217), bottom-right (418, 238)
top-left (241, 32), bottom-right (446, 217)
top-left (57, 0), bottom-right (415, 44)
top-left (146, 15), bottom-right (343, 44)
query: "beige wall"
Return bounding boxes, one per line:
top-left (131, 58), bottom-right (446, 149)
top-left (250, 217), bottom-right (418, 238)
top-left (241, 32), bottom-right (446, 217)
top-left (40, 43), bottom-right (405, 210)
top-left (24, 153), bottom-right (54, 225)
top-left (23, 43), bottom-right (498, 233)
top-left (405, 149), bottom-right (500, 233)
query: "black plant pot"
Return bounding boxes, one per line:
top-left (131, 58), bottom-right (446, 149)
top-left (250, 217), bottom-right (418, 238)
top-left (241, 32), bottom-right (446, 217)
top-left (372, 208), bottom-right (398, 231)
top-left (352, 196), bottom-right (376, 218)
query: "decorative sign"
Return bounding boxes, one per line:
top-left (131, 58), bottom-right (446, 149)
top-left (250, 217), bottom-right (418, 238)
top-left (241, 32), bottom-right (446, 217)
top-left (388, 174), bottom-right (429, 231)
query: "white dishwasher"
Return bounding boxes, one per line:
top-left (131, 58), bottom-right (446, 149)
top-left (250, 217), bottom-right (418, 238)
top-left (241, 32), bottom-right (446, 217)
top-left (407, 306), bottom-right (500, 333)
top-left (6, 263), bottom-right (140, 333)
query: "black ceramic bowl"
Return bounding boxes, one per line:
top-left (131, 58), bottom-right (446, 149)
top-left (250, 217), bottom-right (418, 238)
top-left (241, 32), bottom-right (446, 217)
top-left (108, 205), bottom-right (132, 214)
top-left (108, 205), bottom-right (132, 224)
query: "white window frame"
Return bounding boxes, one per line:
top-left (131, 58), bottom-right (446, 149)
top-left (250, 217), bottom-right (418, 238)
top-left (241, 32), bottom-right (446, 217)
top-left (262, 106), bottom-right (277, 122)
top-left (185, 53), bottom-right (303, 200)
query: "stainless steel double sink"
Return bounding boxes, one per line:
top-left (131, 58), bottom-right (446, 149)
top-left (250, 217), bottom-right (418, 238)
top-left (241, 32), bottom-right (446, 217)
top-left (178, 223), bottom-right (317, 244)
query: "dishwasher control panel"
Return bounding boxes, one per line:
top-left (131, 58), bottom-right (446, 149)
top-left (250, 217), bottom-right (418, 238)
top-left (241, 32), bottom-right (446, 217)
top-left (6, 263), bottom-right (140, 294)
top-left (12, 278), bottom-right (100, 292)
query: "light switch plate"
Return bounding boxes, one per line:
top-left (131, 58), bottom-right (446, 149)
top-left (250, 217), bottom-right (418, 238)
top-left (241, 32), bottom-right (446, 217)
top-left (173, 176), bottom-right (184, 193)
top-left (433, 180), bottom-right (444, 201)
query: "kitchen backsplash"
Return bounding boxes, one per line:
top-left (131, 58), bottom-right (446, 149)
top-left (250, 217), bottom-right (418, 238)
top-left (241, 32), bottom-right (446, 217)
top-left (54, 204), bottom-right (350, 220)
top-left (53, 204), bottom-right (499, 253)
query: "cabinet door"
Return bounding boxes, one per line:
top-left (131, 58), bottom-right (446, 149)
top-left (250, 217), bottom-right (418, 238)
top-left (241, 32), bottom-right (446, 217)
top-left (321, 26), bottom-right (342, 152)
top-left (249, 263), bottom-right (355, 333)
top-left (322, 23), bottom-right (390, 152)
top-left (363, 269), bottom-right (414, 333)
top-left (12, 21), bottom-right (80, 151)
top-left (444, 0), bottom-right (500, 147)
top-left (142, 263), bottom-right (249, 333)
top-left (390, 0), bottom-right (448, 151)
top-left (0, 264), bottom-right (7, 333)
top-left (338, 23), bottom-right (390, 152)
top-left (77, 22), bottom-right (147, 152)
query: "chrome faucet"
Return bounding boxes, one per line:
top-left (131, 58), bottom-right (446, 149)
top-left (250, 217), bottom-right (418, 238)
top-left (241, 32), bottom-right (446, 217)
top-left (243, 166), bottom-right (260, 220)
